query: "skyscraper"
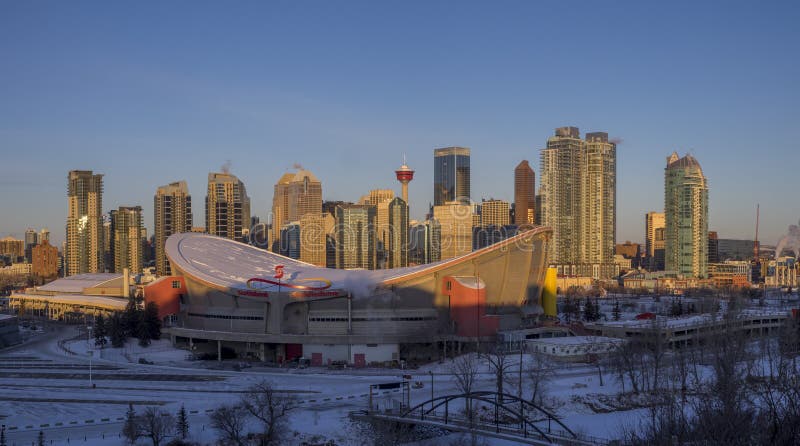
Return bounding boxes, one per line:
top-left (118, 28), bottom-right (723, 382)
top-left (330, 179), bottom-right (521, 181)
top-left (114, 206), bottom-right (143, 273)
top-left (155, 181), bottom-right (193, 276)
top-left (514, 160), bottom-right (536, 226)
top-left (664, 152), bottom-right (709, 278)
top-left (206, 172), bottom-right (251, 243)
top-left (66, 170), bottom-right (104, 276)
top-left (360, 189), bottom-right (394, 206)
top-left (539, 127), bottom-right (617, 268)
top-left (645, 211), bottom-right (666, 270)
top-left (386, 197), bottom-right (409, 268)
top-left (271, 169), bottom-right (322, 250)
top-left (335, 204), bottom-right (376, 270)
top-left (540, 127), bottom-right (583, 264)
top-left (24, 228), bottom-right (37, 263)
top-left (434, 147), bottom-right (471, 205)
top-left (581, 132), bottom-right (616, 264)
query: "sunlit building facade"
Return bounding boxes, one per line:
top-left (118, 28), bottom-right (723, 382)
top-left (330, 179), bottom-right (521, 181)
top-left (664, 152), bottom-right (709, 278)
top-left (66, 170), bottom-right (104, 276)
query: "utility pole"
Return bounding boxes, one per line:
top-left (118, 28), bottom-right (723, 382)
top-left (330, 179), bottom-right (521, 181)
top-left (429, 370), bottom-right (434, 414)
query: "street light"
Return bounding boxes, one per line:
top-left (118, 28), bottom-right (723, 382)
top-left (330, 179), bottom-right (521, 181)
top-left (428, 370), bottom-right (434, 414)
top-left (88, 349), bottom-right (94, 388)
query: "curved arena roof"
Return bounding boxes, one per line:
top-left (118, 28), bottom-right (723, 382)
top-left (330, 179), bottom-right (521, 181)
top-left (165, 226), bottom-right (551, 293)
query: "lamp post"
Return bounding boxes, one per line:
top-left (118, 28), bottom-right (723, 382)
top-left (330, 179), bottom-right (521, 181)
top-left (428, 370), bottom-right (434, 414)
top-left (88, 349), bottom-right (93, 388)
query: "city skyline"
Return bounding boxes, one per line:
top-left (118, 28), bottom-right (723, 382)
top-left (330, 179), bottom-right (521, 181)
top-left (2, 2), bottom-right (798, 246)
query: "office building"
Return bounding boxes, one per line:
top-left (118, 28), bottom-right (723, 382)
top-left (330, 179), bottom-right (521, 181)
top-left (114, 206), bottom-right (144, 274)
top-left (206, 172), bottom-right (251, 243)
top-left (360, 189), bottom-right (394, 206)
top-left (271, 169), bottom-right (322, 250)
top-left (32, 240), bottom-right (58, 282)
top-left (433, 202), bottom-right (473, 260)
top-left (335, 204), bottom-right (377, 270)
top-left (664, 152), bottom-right (709, 278)
top-left (434, 147), bottom-right (471, 205)
top-left (154, 181), bottom-right (193, 276)
top-left (645, 212), bottom-right (666, 270)
top-left (24, 228), bottom-right (37, 263)
top-left (410, 220), bottom-right (441, 265)
top-left (299, 213), bottom-right (326, 267)
top-left (514, 160), bottom-right (536, 226)
top-left (708, 231), bottom-right (719, 264)
top-left (66, 170), bottom-right (104, 276)
top-left (480, 199), bottom-right (510, 227)
top-left (615, 241), bottom-right (641, 259)
top-left (385, 197), bottom-right (409, 268)
top-left (718, 239), bottom-right (756, 261)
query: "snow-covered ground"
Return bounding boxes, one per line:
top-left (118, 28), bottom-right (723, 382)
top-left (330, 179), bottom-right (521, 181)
top-left (0, 326), bottom-right (646, 445)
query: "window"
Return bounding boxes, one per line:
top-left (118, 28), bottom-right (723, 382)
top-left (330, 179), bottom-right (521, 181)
top-left (172, 280), bottom-right (181, 289)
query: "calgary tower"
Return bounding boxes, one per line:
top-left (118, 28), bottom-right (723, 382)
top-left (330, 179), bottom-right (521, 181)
top-left (395, 156), bottom-right (414, 206)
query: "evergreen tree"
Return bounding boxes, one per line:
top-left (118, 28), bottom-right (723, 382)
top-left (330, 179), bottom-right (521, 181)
top-left (612, 300), bottom-right (621, 321)
top-left (144, 301), bottom-right (162, 341)
top-left (122, 403), bottom-right (139, 445)
top-left (123, 296), bottom-right (140, 337)
top-left (94, 314), bottom-right (108, 347)
top-left (583, 298), bottom-right (596, 321)
top-left (176, 404), bottom-right (189, 439)
top-left (1, 424), bottom-right (6, 446)
top-left (137, 311), bottom-right (151, 347)
top-left (37, 430), bottom-right (44, 446)
top-left (109, 312), bottom-right (126, 348)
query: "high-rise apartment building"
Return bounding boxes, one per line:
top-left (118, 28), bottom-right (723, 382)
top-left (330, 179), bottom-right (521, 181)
top-left (154, 181), bottom-right (193, 276)
top-left (39, 228), bottom-right (49, 244)
top-left (335, 204), bottom-right (376, 270)
top-left (434, 147), bottom-right (471, 205)
top-left (664, 152), bottom-right (709, 278)
top-left (0, 237), bottom-right (24, 261)
top-left (540, 127), bottom-right (583, 264)
top-left (206, 172), bottom-right (251, 243)
top-left (514, 160), bottom-right (536, 226)
top-left (480, 199), bottom-right (510, 227)
top-left (539, 127), bottom-right (616, 267)
top-left (271, 169), bottom-right (322, 250)
top-left (581, 132), bottom-right (617, 264)
top-left (114, 206), bottom-right (143, 274)
top-left (66, 170), bottom-right (104, 276)
top-left (433, 202), bottom-right (473, 260)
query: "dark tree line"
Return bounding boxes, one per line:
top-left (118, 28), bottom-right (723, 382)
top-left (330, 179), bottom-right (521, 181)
top-left (96, 298), bottom-right (161, 348)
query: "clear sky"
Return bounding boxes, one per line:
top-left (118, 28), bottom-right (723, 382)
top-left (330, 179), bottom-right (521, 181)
top-left (1, 1), bottom-right (798, 247)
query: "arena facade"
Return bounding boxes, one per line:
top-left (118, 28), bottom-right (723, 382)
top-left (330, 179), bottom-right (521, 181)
top-left (147, 227), bottom-right (553, 365)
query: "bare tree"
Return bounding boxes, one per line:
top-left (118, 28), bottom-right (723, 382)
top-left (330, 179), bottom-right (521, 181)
top-left (450, 354), bottom-right (479, 423)
top-left (240, 380), bottom-right (295, 446)
top-left (482, 342), bottom-right (514, 403)
top-left (525, 350), bottom-right (554, 407)
top-left (210, 404), bottom-right (248, 446)
top-left (139, 407), bottom-right (174, 446)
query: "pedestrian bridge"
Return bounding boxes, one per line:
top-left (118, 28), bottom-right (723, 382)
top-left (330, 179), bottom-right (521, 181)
top-left (352, 390), bottom-right (610, 446)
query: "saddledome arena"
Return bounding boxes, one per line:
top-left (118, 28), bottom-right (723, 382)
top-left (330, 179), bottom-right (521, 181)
top-left (147, 227), bottom-right (552, 366)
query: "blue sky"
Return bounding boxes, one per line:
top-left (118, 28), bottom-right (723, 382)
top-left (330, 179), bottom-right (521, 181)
top-left (1, 1), bottom-right (798, 246)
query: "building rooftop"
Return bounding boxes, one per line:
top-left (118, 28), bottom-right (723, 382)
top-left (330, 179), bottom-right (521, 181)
top-left (36, 273), bottom-right (123, 294)
top-left (166, 228), bottom-right (549, 297)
